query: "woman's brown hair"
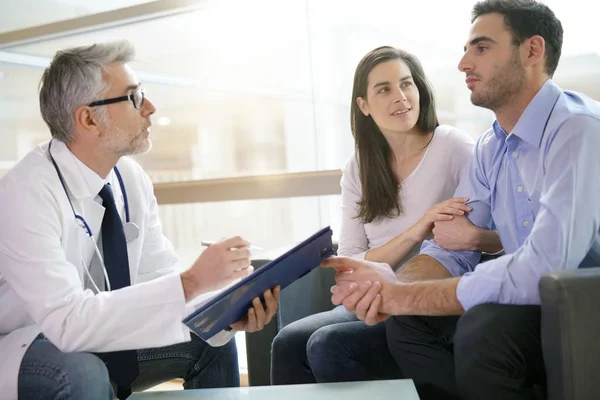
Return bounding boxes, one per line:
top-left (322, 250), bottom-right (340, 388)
top-left (351, 46), bottom-right (439, 223)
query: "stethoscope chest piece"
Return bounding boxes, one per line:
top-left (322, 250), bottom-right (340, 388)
top-left (123, 222), bottom-right (140, 243)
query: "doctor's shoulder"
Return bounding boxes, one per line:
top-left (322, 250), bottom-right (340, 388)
top-left (0, 145), bottom-right (57, 193)
top-left (0, 147), bottom-right (63, 230)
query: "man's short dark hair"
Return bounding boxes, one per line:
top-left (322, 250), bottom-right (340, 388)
top-left (472, 0), bottom-right (563, 76)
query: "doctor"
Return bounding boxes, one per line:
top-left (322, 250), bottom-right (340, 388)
top-left (0, 40), bottom-right (279, 400)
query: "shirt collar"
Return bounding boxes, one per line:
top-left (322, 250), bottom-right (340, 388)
top-left (50, 139), bottom-right (114, 199)
top-left (69, 150), bottom-right (112, 199)
top-left (492, 79), bottom-right (562, 147)
top-left (492, 120), bottom-right (508, 139)
top-left (503, 79), bottom-right (562, 148)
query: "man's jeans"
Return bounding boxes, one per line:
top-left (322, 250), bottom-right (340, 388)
top-left (18, 333), bottom-right (239, 399)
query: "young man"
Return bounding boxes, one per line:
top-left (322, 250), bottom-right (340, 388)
top-left (0, 41), bottom-right (279, 400)
top-left (322, 1), bottom-right (600, 399)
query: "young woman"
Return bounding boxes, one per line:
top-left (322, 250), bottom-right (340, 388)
top-left (271, 46), bottom-right (501, 384)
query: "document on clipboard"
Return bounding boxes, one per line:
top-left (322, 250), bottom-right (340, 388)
top-left (183, 226), bottom-right (334, 341)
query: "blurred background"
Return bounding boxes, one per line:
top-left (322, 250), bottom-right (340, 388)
top-left (1, 0), bottom-right (599, 375)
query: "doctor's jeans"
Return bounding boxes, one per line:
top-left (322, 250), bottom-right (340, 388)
top-left (271, 305), bottom-right (402, 384)
top-left (18, 333), bottom-right (239, 399)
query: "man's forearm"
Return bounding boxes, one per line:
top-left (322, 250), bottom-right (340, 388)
top-left (180, 273), bottom-right (197, 302)
top-left (388, 277), bottom-right (465, 316)
top-left (395, 254), bottom-right (453, 282)
top-left (180, 271), bottom-right (211, 302)
top-left (475, 229), bottom-right (503, 254)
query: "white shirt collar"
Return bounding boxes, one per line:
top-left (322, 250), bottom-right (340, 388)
top-left (66, 146), bottom-right (115, 200)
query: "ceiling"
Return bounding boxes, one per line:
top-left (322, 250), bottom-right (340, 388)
top-left (0, 0), bottom-right (152, 33)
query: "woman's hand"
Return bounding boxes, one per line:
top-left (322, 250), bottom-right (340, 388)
top-left (408, 198), bottom-right (472, 242)
top-left (434, 216), bottom-right (503, 253)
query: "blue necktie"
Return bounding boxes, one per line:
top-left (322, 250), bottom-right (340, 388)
top-left (98, 184), bottom-right (139, 399)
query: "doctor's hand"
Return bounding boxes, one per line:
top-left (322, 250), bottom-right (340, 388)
top-left (181, 236), bottom-right (254, 301)
top-left (230, 286), bottom-right (280, 333)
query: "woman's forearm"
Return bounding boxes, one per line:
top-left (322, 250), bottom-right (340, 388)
top-left (365, 228), bottom-right (421, 268)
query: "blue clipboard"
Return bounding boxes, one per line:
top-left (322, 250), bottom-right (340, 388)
top-left (183, 226), bottom-right (334, 340)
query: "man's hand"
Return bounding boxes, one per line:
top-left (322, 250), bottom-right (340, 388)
top-left (323, 257), bottom-right (465, 318)
top-left (333, 280), bottom-right (391, 325)
top-left (181, 236), bottom-right (254, 301)
top-left (231, 286), bottom-right (280, 332)
top-left (321, 257), bottom-right (398, 324)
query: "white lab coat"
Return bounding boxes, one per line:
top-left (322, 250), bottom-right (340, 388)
top-left (0, 140), bottom-right (234, 399)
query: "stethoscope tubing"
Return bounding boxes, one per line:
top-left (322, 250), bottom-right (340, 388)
top-left (47, 140), bottom-right (138, 293)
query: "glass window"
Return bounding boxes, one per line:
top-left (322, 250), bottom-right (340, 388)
top-left (3, 0), bottom-right (599, 182)
top-left (0, 0), bottom-right (154, 34)
top-left (159, 195), bottom-right (341, 267)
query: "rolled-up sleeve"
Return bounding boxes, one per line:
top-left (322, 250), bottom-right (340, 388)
top-left (420, 241), bottom-right (479, 277)
top-left (420, 135), bottom-right (492, 280)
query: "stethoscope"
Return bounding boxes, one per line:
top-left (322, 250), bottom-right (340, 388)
top-left (47, 140), bottom-right (140, 293)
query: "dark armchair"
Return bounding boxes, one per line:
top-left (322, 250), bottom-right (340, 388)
top-left (539, 267), bottom-right (600, 400)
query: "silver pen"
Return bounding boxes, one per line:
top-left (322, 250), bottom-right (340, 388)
top-left (200, 240), bottom-right (263, 252)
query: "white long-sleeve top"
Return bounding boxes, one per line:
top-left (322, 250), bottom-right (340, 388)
top-left (338, 125), bottom-right (474, 268)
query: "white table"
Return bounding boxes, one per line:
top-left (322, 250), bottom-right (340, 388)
top-left (130, 380), bottom-right (419, 399)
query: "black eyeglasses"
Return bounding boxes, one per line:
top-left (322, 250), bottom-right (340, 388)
top-left (87, 88), bottom-right (145, 109)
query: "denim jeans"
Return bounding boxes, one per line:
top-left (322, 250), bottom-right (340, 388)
top-left (18, 333), bottom-right (239, 399)
top-left (271, 305), bottom-right (401, 385)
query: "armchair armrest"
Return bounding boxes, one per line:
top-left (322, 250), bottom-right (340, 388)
top-left (539, 267), bottom-right (600, 400)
